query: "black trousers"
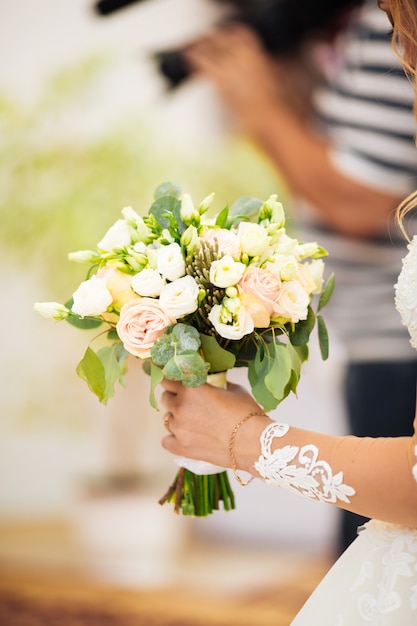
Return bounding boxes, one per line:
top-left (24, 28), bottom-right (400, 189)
top-left (337, 359), bottom-right (417, 555)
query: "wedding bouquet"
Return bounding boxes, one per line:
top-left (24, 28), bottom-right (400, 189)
top-left (35, 182), bottom-right (333, 516)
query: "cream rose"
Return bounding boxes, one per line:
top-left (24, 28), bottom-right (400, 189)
top-left (96, 266), bottom-right (136, 310)
top-left (116, 298), bottom-right (175, 358)
top-left (208, 301), bottom-right (254, 340)
top-left (201, 228), bottom-right (241, 258)
top-left (302, 259), bottom-right (325, 294)
top-left (156, 243), bottom-right (186, 281)
top-left (159, 275), bottom-right (199, 318)
top-left (71, 275), bottom-right (113, 317)
top-left (209, 255), bottom-right (246, 288)
top-left (131, 268), bottom-right (165, 297)
top-left (237, 222), bottom-right (270, 257)
top-left (97, 219), bottom-right (132, 251)
top-left (238, 266), bottom-right (281, 315)
top-left (239, 293), bottom-right (270, 328)
top-left (272, 280), bottom-right (310, 323)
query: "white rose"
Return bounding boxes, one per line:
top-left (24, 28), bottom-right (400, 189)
top-left (131, 268), bottom-right (165, 297)
top-left (210, 254), bottom-right (246, 288)
top-left (272, 280), bottom-right (310, 323)
top-left (265, 254), bottom-right (298, 281)
top-left (71, 275), bottom-right (113, 317)
top-left (159, 275), bottom-right (199, 318)
top-left (208, 302), bottom-right (254, 340)
top-left (272, 233), bottom-right (298, 256)
top-left (237, 222), bottom-right (270, 257)
top-left (157, 243), bottom-right (186, 281)
top-left (97, 219), bottom-right (132, 251)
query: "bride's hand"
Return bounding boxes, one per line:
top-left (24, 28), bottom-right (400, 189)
top-left (160, 379), bottom-right (272, 471)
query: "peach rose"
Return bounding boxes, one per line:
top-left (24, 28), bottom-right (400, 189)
top-left (116, 298), bottom-right (175, 358)
top-left (238, 267), bottom-right (281, 316)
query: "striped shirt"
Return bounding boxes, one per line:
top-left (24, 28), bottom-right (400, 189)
top-left (297, 1), bottom-right (417, 362)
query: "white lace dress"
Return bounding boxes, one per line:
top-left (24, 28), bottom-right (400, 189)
top-left (256, 237), bottom-right (417, 625)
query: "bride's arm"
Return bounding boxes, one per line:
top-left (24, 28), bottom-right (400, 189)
top-left (161, 379), bottom-right (417, 528)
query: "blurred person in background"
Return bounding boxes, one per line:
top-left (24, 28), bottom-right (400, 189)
top-left (180, 0), bottom-right (417, 555)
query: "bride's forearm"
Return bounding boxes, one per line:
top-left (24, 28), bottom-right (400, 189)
top-left (245, 420), bottom-right (417, 528)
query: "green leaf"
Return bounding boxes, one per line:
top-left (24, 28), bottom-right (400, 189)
top-left (200, 334), bottom-right (236, 373)
top-left (149, 361), bottom-right (164, 410)
top-left (317, 315), bottom-right (330, 360)
top-left (76, 346), bottom-right (106, 402)
top-left (289, 306), bottom-right (316, 346)
top-left (318, 273), bottom-right (335, 312)
top-left (264, 343), bottom-right (292, 404)
top-left (97, 342), bottom-right (129, 402)
top-left (248, 354), bottom-right (278, 411)
top-left (163, 352), bottom-right (210, 387)
top-left (214, 205), bottom-right (229, 228)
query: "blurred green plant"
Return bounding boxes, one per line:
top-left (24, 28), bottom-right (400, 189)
top-left (0, 55), bottom-right (288, 296)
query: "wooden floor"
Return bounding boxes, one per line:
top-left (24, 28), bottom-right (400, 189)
top-left (0, 521), bottom-right (333, 626)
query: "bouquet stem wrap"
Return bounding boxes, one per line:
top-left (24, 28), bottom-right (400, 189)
top-left (158, 371), bottom-right (236, 516)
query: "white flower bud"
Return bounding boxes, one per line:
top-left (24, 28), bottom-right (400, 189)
top-left (34, 302), bottom-right (70, 320)
top-left (68, 250), bottom-right (99, 263)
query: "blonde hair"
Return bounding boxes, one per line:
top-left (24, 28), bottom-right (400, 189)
top-left (390, 0), bottom-right (417, 238)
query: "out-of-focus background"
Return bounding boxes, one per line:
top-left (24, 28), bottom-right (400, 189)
top-left (0, 0), bottom-right (348, 623)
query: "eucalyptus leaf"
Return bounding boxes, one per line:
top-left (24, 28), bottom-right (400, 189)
top-left (163, 352), bottom-right (210, 387)
top-left (149, 196), bottom-right (181, 229)
top-left (154, 181), bottom-right (182, 199)
top-left (229, 196), bottom-right (262, 218)
top-left (151, 334), bottom-right (177, 367)
top-left (172, 323), bottom-right (201, 351)
top-left (76, 346), bottom-right (106, 402)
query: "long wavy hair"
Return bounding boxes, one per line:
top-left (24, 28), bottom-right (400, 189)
top-left (390, 0), bottom-right (417, 238)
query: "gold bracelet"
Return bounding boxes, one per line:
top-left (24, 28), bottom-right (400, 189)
top-left (229, 411), bottom-right (267, 486)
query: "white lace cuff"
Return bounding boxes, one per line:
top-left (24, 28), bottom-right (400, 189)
top-left (254, 422), bottom-right (356, 504)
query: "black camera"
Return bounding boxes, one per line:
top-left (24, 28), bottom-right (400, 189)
top-left (95, 0), bottom-right (365, 89)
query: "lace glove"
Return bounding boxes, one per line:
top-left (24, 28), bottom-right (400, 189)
top-left (254, 417), bottom-right (417, 528)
